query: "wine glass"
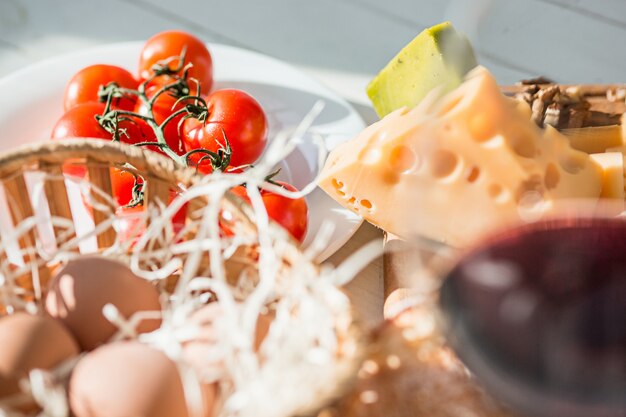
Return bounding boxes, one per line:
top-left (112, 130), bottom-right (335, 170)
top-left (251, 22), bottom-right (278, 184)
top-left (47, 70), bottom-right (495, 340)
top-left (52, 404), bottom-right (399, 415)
top-left (438, 202), bottom-right (626, 417)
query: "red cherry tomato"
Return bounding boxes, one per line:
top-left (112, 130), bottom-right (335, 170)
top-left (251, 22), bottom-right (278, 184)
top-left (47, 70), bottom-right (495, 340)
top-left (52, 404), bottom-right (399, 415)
top-left (116, 189), bottom-right (187, 242)
top-left (134, 82), bottom-right (186, 156)
top-left (63, 64), bottom-right (139, 112)
top-left (51, 102), bottom-right (154, 145)
top-left (138, 30), bottom-right (213, 93)
top-left (51, 102), bottom-right (154, 206)
top-left (109, 168), bottom-right (143, 207)
top-left (230, 181), bottom-right (308, 243)
top-left (182, 89), bottom-right (268, 173)
top-left (52, 102), bottom-right (116, 142)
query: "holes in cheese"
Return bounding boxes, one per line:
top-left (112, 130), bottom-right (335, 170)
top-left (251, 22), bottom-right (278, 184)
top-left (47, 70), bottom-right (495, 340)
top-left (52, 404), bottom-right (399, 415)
top-left (510, 129), bottom-right (538, 158)
top-left (559, 151), bottom-right (588, 174)
top-left (360, 199), bottom-right (373, 210)
top-left (429, 150), bottom-right (459, 178)
top-left (389, 145), bottom-right (418, 173)
top-left (337, 190), bottom-right (374, 213)
top-left (544, 163), bottom-right (560, 190)
top-left (465, 166), bottom-right (481, 183)
top-left (332, 178), bottom-right (346, 197)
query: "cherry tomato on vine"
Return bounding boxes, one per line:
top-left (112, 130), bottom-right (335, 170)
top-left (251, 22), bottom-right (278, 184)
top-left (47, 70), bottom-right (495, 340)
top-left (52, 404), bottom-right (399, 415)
top-left (51, 102), bottom-right (155, 144)
top-left (134, 82), bottom-right (186, 156)
top-left (182, 89), bottom-right (268, 174)
top-left (230, 181), bottom-right (308, 243)
top-left (138, 30), bottom-right (213, 93)
top-left (51, 102), bottom-right (154, 205)
top-left (63, 64), bottom-right (139, 112)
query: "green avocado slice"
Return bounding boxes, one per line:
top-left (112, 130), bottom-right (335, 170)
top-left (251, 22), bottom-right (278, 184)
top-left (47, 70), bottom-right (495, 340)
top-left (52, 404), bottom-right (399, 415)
top-left (366, 22), bottom-right (477, 118)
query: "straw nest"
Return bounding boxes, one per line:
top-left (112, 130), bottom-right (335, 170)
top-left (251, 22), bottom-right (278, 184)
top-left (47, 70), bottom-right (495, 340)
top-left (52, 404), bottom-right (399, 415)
top-left (0, 138), bottom-right (367, 417)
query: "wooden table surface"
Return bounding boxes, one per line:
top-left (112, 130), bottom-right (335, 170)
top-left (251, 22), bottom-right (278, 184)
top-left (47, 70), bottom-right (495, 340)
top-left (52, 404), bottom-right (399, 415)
top-left (1, 0), bottom-right (625, 327)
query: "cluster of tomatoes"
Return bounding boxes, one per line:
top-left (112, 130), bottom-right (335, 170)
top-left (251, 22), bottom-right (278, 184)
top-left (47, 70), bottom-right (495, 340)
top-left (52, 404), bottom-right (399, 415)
top-left (50, 30), bottom-right (308, 243)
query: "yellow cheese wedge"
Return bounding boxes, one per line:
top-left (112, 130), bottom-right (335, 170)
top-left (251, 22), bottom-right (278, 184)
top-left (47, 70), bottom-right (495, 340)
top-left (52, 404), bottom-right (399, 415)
top-left (319, 67), bottom-right (603, 247)
top-left (589, 152), bottom-right (625, 215)
top-left (561, 126), bottom-right (623, 154)
top-left (590, 152), bottom-right (625, 199)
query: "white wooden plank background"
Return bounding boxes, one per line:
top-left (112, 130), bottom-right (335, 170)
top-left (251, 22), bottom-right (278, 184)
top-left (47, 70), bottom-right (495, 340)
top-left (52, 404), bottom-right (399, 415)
top-left (0, 0), bottom-right (624, 326)
top-left (3, 0), bottom-right (625, 103)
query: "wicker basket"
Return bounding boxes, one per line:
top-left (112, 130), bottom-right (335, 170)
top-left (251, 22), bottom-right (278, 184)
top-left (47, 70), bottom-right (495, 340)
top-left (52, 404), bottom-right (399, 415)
top-left (0, 140), bottom-right (186, 299)
top-left (0, 138), bottom-right (364, 417)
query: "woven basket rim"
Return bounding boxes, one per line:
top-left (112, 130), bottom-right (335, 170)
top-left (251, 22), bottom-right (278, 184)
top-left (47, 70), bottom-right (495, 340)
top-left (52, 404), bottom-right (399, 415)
top-left (0, 139), bottom-right (201, 185)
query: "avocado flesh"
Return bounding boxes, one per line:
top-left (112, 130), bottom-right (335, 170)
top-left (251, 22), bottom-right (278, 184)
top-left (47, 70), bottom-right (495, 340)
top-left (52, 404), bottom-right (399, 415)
top-left (367, 22), bottom-right (477, 118)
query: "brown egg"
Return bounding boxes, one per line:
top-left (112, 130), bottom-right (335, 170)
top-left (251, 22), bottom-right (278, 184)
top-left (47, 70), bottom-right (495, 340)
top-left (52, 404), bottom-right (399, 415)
top-left (69, 341), bottom-right (216, 417)
top-left (44, 256), bottom-right (162, 351)
top-left (0, 313), bottom-right (79, 405)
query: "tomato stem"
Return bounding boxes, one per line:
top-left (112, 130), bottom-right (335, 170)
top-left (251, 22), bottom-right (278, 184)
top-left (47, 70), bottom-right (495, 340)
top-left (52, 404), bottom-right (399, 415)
top-left (126, 168), bottom-right (146, 208)
top-left (264, 168), bottom-right (282, 186)
top-left (95, 48), bottom-right (232, 173)
top-left (183, 130), bottom-right (231, 173)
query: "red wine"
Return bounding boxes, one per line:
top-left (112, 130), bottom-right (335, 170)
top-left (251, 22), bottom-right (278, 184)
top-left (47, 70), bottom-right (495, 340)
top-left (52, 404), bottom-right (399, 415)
top-left (440, 218), bottom-right (626, 417)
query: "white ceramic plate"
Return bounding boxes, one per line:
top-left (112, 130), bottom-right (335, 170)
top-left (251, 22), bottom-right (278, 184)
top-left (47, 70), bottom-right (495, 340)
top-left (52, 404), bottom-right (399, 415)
top-left (0, 42), bottom-right (365, 260)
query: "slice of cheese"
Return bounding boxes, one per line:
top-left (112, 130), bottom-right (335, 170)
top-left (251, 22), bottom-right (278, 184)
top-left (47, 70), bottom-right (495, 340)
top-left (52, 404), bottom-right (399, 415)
top-left (319, 67), bottom-right (603, 247)
top-left (561, 126), bottom-right (623, 154)
top-left (590, 152), bottom-right (625, 199)
top-left (590, 152), bottom-right (625, 216)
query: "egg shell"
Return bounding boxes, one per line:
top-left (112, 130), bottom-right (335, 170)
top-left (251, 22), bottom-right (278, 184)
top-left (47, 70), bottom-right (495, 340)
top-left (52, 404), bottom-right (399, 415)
top-left (69, 341), bottom-right (216, 417)
top-left (44, 256), bottom-right (162, 351)
top-left (0, 312), bottom-right (79, 403)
